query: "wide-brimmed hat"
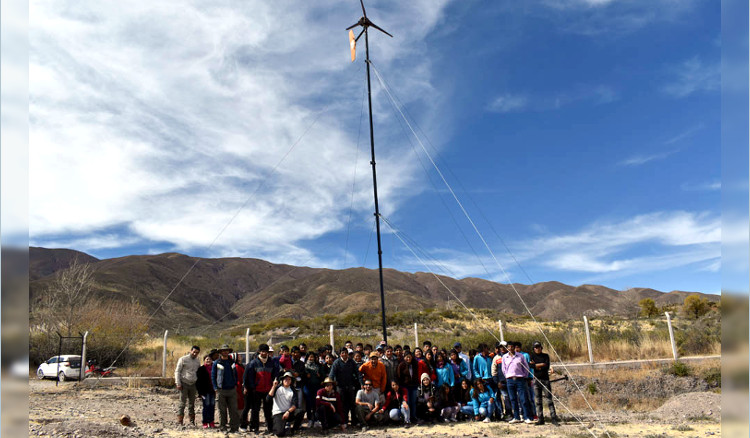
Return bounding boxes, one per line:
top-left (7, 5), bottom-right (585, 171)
top-left (322, 377), bottom-right (336, 386)
top-left (218, 344), bottom-right (233, 353)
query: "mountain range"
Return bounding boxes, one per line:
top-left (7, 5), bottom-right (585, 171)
top-left (29, 247), bottom-right (715, 331)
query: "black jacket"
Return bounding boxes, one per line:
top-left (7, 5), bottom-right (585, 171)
top-left (196, 365), bottom-right (215, 397)
top-left (329, 357), bottom-right (360, 389)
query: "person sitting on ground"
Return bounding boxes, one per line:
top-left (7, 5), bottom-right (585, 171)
top-left (212, 344), bottom-right (240, 432)
top-left (415, 372), bottom-right (437, 423)
top-left (268, 371), bottom-right (304, 436)
top-left (316, 377), bottom-right (346, 432)
top-left (175, 345), bottom-right (202, 426)
top-left (470, 378), bottom-right (496, 423)
top-left (359, 352), bottom-right (387, 398)
top-left (436, 383), bottom-right (459, 422)
top-left (354, 379), bottom-right (384, 431)
top-left (196, 354), bottom-right (216, 429)
top-left (376, 380), bottom-right (411, 427)
top-left (303, 352), bottom-right (323, 428)
top-left (457, 378), bottom-right (474, 420)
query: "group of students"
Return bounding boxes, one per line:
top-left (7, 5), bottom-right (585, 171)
top-left (174, 338), bottom-right (561, 435)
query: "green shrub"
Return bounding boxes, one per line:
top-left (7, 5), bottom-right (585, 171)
top-left (664, 361), bottom-right (691, 377)
top-left (586, 382), bottom-right (598, 395)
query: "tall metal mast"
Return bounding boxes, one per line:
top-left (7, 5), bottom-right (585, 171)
top-left (347, 0), bottom-right (393, 344)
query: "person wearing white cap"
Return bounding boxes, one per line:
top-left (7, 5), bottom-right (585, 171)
top-left (491, 341), bottom-right (512, 420)
top-left (268, 371), bottom-right (304, 436)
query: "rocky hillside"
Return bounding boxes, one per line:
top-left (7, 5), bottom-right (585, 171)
top-left (29, 247), bottom-right (715, 330)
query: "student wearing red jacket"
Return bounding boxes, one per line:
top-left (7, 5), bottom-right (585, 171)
top-left (242, 344), bottom-right (279, 434)
top-left (316, 377), bottom-right (346, 431)
top-left (376, 380), bottom-right (411, 426)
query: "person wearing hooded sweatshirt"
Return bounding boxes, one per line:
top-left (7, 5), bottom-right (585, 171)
top-left (212, 344), bottom-right (239, 432)
top-left (470, 379), bottom-right (496, 423)
top-left (435, 352), bottom-right (455, 389)
top-left (243, 344), bottom-right (279, 434)
top-left (415, 373), bottom-right (437, 423)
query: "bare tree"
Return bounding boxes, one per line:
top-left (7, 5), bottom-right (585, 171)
top-left (42, 258), bottom-right (96, 336)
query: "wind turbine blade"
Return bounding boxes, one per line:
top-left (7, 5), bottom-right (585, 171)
top-left (349, 29), bottom-right (357, 62)
top-left (346, 22), bottom-right (360, 30)
top-left (369, 22), bottom-right (393, 38)
top-left (360, 0), bottom-right (367, 18)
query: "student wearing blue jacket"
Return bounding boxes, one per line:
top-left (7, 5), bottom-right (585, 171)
top-left (469, 379), bottom-right (495, 423)
top-left (472, 344), bottom-right (492, 385)
top-left (212, 344), bottom-right (239, 432)
top-left (434, 352), bottom-right (455, 388)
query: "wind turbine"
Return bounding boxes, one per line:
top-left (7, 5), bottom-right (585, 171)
top-left (346, 0), bottom-right (392, 344)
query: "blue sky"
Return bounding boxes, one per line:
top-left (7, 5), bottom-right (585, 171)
top-left (26, 0), bottom-right (745, 295)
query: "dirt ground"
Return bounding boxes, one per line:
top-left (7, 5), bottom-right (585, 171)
top-left (28, 379), bottom-right (721, 438)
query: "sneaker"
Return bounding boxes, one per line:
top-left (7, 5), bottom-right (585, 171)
top-left (450, 417), bottom-right (457, 422)
top-left (550, 417), bottom-right (560, 426)
top-left (444, 418), bottom-right (450, 423)
top-left (202, 424), bottom-right (209, 429)
top-left (534, 420), bottom-right (545, 426)
top-left (239, 427), bottom-right (248, 433)
top-left (404, 422), bottom-right (411, 428)
top-left (361, 426), bottom-right (368, 432)
top-left (482, 417), bottom-right (491, 423)
top-left (524, 419), bottom-right (534, 424)
top-left (508, 418), bottom-right (521, 424)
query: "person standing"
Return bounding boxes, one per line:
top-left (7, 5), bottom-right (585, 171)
top-left (529, 342), bottom-right (559, 426)
top-left (175, 345), bottom-right (202, 426)
top-left (212, 344), bottom-right (240, 432)
top-left (243, 343), bottom-right (279, 434)
top-left (395, 352), bottom-right (420, 421)
top-left (196, 354), bottom-right (216, 429)
top-left (502, 342), bottom-right (533, 424)
top-left (303, 352), bottom-right (323, 427)
top-left (517, 342), bottom-right (536, 420)
top-left (491, 341), bottom-right (512, 420)
top-left (473, 343), bottom-right (493, 389)
top-left (268, 371), bottom-right (304, 436)
top-left (359, 352), bottom-right (387, 399)
top-left (328, 348), bottom-right (359, 427)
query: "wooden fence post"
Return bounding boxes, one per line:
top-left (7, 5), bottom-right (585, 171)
top-left (329, 325), bottom-right (335, 352)
top-left (414, 323), bottom-right (418, 347)
top-left (665, 312), bottom-right (679, 360)
top-left (583, 316), bottom-right (594, 364)
top-left (162, 330), bottom-right (169, 378)
top-left (498, 320), bottom-right (504, 342)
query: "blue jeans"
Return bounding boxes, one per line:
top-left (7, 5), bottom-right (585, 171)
top-left (495, 387), bottom-right (512, 417)
top-left (406, 386), bottom-right (418, 421)
top-left (389, 407), bottom-right (410, 423)
top-left (477, 403), bottom-right (494, 419)
top-left (525, 379), bottom-right (536, 418)
top-left (459, 404), bottom-right (474, 417)
top-left (303, 385), bottom-right (317, 421)
top-left (201, 392), bottom-right (216, 425)
top-left (507, 378), bottom-right (532, 420)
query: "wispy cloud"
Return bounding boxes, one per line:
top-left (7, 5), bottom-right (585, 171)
top-left (661, 56), bottom-right (720, 98)
top-left (663, 123), bottom-right (704, 145)
top-left (29, 1), bottom-right (453, 263)
top-left (487, 94), bottom-right (528, 113)
top-left (618, 150), bottom-right (677, 166)
top-left (487, 84), bottom-right (617, 114)
top-left (681, 180), bottom-right (720, 192)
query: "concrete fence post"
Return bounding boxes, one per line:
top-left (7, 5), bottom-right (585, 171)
top-left (498, 320), bottom-right (505, 342)
top-left (245, 328), bottom-right (250, 363)
top-left (162, 330), bottom-right (169, 378)
top-left (665, 312), bottom-right (679, 360)
top-left (583, 316), bottom-right (594, 364)
top-left (329, 325), bottom-right (334, 352)
top-left (414, 323), bottom-right (418, 347)
top-left (80, 331), bottom-right (89, 381)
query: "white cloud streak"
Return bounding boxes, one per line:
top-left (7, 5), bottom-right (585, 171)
top-left (661, 56), bottom-right (720, 98)
top-left (29, 1), bottom-right (453, 262)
